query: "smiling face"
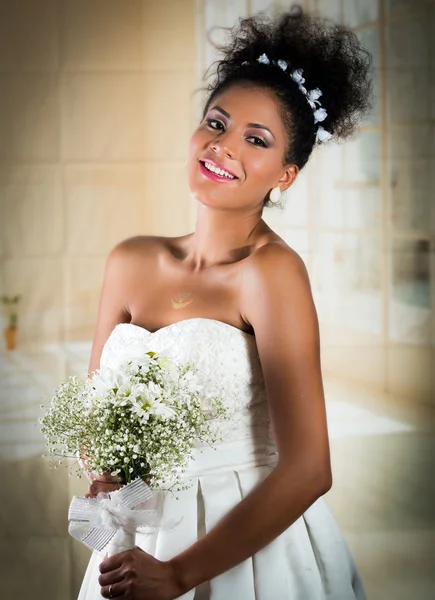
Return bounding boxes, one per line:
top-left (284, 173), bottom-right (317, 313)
top-left (187, 84), bottom-right (298, 211)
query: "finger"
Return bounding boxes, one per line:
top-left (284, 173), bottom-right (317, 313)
top-left (101, 581), bottom-right (126, 598)
top-left (93, 472), bottom-right (124, 483)
top-left (98, 565), bottom-right (124, 587)
top-left (89, 482), bottom-right (121, 496)
top-left (99, 551), bottom-right (126, 574)
top-left (90, 480), bottom-right (122, 491)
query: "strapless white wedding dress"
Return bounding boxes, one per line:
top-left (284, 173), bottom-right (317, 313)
top-left (78, 318), bottom-right (365, 600)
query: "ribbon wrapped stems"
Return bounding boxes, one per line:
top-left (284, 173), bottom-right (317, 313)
top-left (68, 478), bottom-right (159, 556)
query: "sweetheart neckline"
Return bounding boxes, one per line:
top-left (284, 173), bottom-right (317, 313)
top-left (114, 317), bottom-right (256, 339)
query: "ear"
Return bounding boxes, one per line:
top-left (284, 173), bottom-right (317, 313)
top-left (278, 163), bottom-right (299, 192)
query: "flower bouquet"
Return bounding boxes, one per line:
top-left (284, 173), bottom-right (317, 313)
top-left (39, 350), bottom-right (225, 556)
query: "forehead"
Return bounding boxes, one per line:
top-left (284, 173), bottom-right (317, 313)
top-left (208, 84), bottom-right (287, 136)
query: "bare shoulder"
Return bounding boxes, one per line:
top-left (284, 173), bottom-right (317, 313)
top-left (244, 239), bottom-right (311, 290)
top-left (106, 234), bottom-right (183, 273)
top-left (240, 240), bottom-right (315, 334)
top-left (109, 234), bottom-right (170, 261)
top-left (88, 234), bottom-right (186, 375)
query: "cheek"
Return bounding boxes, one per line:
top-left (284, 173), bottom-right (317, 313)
top-left (186, 131), bottom-right (206, 189)
top-left (246, 152), bottom-right (280, 184)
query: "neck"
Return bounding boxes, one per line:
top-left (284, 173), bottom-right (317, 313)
top-left (185, 204), bottom-right (266, 270)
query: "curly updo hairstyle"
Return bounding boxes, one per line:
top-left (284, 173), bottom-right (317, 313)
top-left (203, 5), bottom-right (373, 171)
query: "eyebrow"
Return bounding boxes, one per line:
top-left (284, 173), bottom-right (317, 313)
top-left (247, 122), bottom-right (274, 138)
top-left (209, 105), bottom-right (275, 139)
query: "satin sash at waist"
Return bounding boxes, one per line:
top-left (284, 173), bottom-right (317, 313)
top-left (180, 436), bottom-right (279, 478)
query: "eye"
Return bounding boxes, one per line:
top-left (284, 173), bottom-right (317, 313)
top-left (246, 135), bottom-right (268, 148)
top-left (206, 118), bottom-right (225, 131)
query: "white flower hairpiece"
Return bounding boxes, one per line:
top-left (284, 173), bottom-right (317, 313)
top-left (252, 54), bottom-right (332, 143)
top-left (257, 53), bottom-right (270, 65)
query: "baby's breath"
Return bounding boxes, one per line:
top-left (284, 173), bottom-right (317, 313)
top-left (40, 353), bottom-right (225, 488)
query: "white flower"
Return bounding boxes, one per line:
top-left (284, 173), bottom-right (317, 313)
top-left (277, 59), bottom-right (288, 71)
top-left (313, 107), bottom-right (327, 123)
top-left (180, 370), bottom-right (202, 393)
top-left (112, 345), bottom-right (153, 371)
top-left (316, 126), bottom-right (333, 143)
top-left (91, 366), bottom-right (130, 398)
top-left (257, 53), bottom-right (270, 65)
top-left (307, 88), bottom-right (322, 101)
top-left (157, 356), bottom-right (176, 374)
top-left (290, 68), bottom-right (305, 85)
top-left (154, 403), bottom-right (176, 419)
top-left (130, 383), bottom-right (175, 421)
top-left (41, 346), bottom-right (226, 490)
top-left (306, 88), bottom-right (322, 108)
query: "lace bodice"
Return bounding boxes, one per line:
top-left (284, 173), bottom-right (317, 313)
top-left (100, 319), bottom-right (273, 450)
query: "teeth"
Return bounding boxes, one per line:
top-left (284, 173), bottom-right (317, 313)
top-left (204, 161), bottom-right (235, 179)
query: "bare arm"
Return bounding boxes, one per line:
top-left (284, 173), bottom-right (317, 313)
top-left (87, 241), bottom-right (133, 376)
top-left (85, 239), bottom-right (135, 494)
top-left (169, 243), bottom-right (332, 593)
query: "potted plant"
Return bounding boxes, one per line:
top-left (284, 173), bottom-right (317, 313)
top-left (1, 295), bottom-right (21, 350)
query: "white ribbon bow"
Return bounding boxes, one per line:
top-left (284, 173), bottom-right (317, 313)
top-left (68, 478), bottom-right (160, 552)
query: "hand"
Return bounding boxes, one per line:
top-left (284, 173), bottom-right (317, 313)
top-left (98, 547), bottom-right (183, 600)
top-left (85, 472), bottom-right (125, 498)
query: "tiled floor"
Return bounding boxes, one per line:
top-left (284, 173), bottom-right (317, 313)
top-left (1, 342), bottom-right (434, 599)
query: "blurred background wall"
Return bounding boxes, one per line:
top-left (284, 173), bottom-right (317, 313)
top-left (0, 1), bottom-right (197, 598)
top-left (0, 0), bottom-right (196, 344)
top-left (198, 0), bottom-right (435, 406)
top-left (1, 1), bottom-right (434, 599)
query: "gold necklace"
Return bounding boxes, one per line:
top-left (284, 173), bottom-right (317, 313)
top-left (171, 291), bottom-right (194, 310)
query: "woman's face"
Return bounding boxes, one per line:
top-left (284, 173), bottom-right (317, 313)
top-left (187, 84), bottom-right (298, 211)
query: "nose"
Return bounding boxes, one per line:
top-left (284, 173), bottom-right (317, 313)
top-left (210, 130), bottom-right (237, 159)
top-left (210, 141), bottom-right (233, 158)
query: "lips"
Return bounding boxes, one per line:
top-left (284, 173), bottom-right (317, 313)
top-left (198, 158), bottom-right (238, 181)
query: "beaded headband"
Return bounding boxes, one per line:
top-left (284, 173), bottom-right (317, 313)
top-left (242, 53), bottom-right (333, 143)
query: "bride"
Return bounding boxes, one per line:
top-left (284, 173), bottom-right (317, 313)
top-left (79, 6), bottom-right (372, 600)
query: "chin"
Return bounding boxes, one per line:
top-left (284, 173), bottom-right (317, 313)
top-left (191, 186), bottom-right (230, 208)
top-left (187, 173), bottom-right (225, 206)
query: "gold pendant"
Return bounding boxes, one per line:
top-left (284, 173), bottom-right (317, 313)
top-left (171, 292), bottom-right (194, 310)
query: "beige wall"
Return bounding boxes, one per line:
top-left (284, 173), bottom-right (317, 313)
top-left (0, 0), bottom-right (197, 345)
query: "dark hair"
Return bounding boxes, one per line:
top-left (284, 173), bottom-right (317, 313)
top-left (203, 5), bottom-right (373, 170)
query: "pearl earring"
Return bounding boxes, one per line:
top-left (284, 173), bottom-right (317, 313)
top-left (269, 186), bottom-right (281, 204)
